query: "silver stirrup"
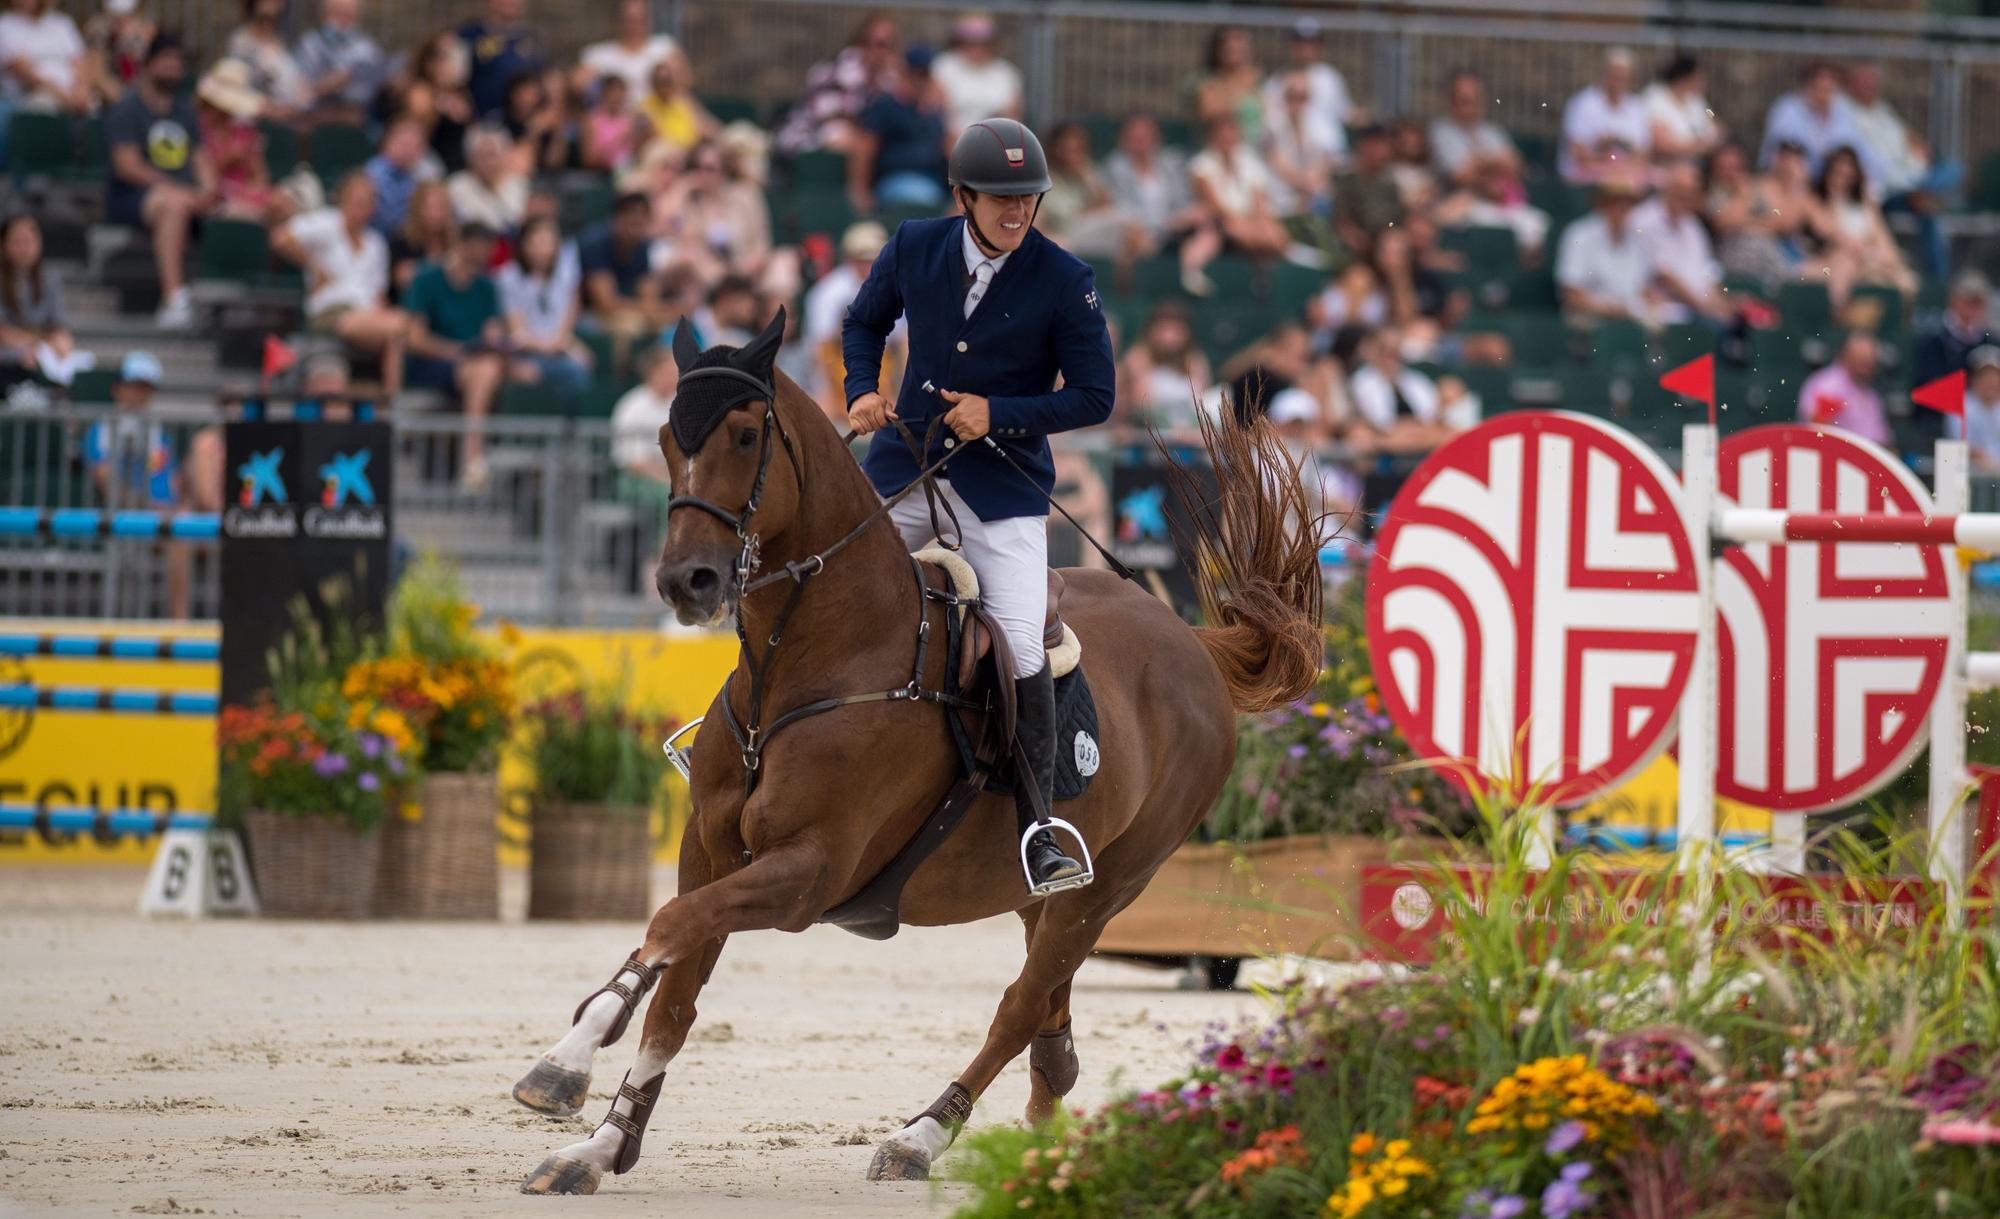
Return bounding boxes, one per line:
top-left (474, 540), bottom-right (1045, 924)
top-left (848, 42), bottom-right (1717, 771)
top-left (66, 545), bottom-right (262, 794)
top-left (662, 718), bottom-right (703, 785)
top-left (1020, 817), bottom-right (1095, 898)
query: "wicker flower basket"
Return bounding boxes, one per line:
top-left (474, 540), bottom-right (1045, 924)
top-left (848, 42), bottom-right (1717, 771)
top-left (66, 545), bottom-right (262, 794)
top-left (373, 770), bottom-right (500, 919)
top-left (244, 809), bottom-right (382, 919)
top-left (528, 801), bottom-right (653, 920)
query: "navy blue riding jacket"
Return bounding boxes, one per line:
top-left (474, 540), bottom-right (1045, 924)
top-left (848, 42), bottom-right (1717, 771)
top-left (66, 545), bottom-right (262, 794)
top-left (841, 217), bottom-right (1116, 522)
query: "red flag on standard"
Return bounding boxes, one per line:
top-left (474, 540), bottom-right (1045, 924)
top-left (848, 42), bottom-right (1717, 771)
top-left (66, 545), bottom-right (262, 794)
top-left (262, 334), bottom-right (296, 383)
top-left (1912, 369), bottom-right (1966, 417)
top-left (1659, 353), bottom-right (1716, 427)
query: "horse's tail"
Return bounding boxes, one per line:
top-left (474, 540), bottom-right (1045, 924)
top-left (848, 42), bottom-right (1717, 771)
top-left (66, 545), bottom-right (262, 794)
top-left (1162, 410), bottom-right (1326, 714)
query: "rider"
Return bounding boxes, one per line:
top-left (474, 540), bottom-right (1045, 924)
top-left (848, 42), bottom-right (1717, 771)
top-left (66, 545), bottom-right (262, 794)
top-left (842, 117), bottom-right (1115, 896)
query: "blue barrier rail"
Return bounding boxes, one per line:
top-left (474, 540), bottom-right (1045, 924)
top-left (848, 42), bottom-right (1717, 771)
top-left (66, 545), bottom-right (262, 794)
top-left (1566, 825), bottom-right (1768, 851)
top-left (0, 508), bottom-right (220, 540)
top-left (0, 804), bottom-right (214, 836)
top-left (0, 634), bottom-right (220, 662)
top-left (0, 684), bottom-right (219, 714)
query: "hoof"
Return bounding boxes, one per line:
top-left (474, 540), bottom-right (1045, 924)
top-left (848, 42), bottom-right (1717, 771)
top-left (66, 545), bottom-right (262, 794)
top-left (513, 1059), bottom-right (591, 1117)
top-left (520, 1154), bottom-right (603, 1196)
top-left (867, 1141), bottom-right (932, 1182)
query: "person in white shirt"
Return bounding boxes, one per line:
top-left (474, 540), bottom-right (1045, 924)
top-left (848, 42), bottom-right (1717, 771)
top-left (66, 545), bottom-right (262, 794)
top-left (1263, 67), bottom-right (1338, 217)
top-left (271, 171), bottom-right (404, 397)
top-left (1344, 326), bottom-right (1467, 453)
top-left (1560, 46), bottom-right (1651, 183)
top-left (1429, 69), bottom-right (1519, 188)
top-left (446, 123), bottom-right (527, 232)
top-left (1630, 159), bottom-right (1730, 324)
top-left (1258, 18), bottom-right (1353, 169)
top-left (577, 0), bottom-right (680, 103)
top-left (0, 0), bottom-right (89, 113)
top-left (1555, 176), bottom-right (1656, 324)
top-left (610, 340), bottom-right (677, 488)
top-left (1950, 346), bottom-right (2000, 472)
top-left (1844, 59), bottom-right (1955, 279)
top-left (929, 11), bottom-right (1020, 137)
top-left (1642, 54), bottom-right (1721, 161)
top-left (1185, 114), bottom-right (1286, 292)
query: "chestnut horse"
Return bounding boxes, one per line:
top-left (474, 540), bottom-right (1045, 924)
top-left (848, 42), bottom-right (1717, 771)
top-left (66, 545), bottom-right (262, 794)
top-left (513, 330), bottom-right (1323, 1196)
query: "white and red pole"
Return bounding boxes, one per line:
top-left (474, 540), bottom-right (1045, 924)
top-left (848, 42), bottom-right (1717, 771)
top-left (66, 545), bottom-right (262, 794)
top-left (1717, 507), bottom-right (2000, 550)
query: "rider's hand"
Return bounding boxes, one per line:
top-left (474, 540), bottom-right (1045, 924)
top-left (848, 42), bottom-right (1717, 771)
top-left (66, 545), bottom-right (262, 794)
top-left (847, 391), bottom-right (896, 435)
top-left (939, 390), bottom-right (991, 441)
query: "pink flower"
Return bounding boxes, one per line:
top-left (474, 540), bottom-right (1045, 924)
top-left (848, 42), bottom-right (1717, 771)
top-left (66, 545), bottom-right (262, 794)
top-left (1262, 1064), bottom-right (1295, 1092)
top-left (1215, 1044), bottom-right (1247, 1072)
top-left (1924, 1117), bottom-right (2000, 1145)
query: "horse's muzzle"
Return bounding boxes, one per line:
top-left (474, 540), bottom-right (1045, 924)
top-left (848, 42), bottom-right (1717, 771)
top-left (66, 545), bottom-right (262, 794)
top-left (657, 557), bottom-right (732, 626)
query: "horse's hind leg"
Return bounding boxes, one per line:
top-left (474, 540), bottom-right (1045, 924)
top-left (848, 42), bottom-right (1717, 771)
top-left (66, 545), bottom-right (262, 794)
top-left (868, 896), bottom-right (1109, 1182)
top-left (1025, 978), bottom-right (1078, 1126)
top-left (519, 936), bottom-right (725, 1196)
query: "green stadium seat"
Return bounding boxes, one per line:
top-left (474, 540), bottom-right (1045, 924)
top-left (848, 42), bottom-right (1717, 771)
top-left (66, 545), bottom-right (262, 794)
top-left (1507, 268), bottom-right (1559, 313)
top-left (580, 382), bottom-right (626, 419)
top-left (1442, 225), bottom-right (1520, 275)
top-left (1510, 131), bottom-right (1554, 172)
top-left (1157, 117), bottom-right (1195, 150)
top-left (308, 122), bottom-right (373, 183)
top-left (8, 111), bottom-right (90, 180)
top-left (789, 149), bottom-right (846, 189)
top-left (705, 95), bottom-right (759, 125)
top-left (1506, 314), bottom-right (1573, 367)
top-left (68, 368), bottom-right (119, 404)
top-left (875, 200), bottom-right (941, 230)
top-left (1129, 254), bottom-right (1185, 300)
top-left (197, 217), bottom-right (271, 282)
top-left (498, 380), bottom-right (569, 416)
top-left (260, 120), bottom-right (302, 178)
top-left (1582, 319), bottom-right (1648, 374)
top-left (1660, 322), bottom-right (1716, 367)
top-left (1451, 364), bottom-right (1512, 415)
top-left (580, 329), bottom-right (617, 385)
top-left (785, 184), bottom-right (856, 244)
top-left (1081, 115), bottom-right (1123, 158)
top-left (559, 180), bottom-right (614, 231)
top-left (1776, 281), bottom-right (1834, 335)
top-left (1269, 262), bottom-right (1324, 317)
top-left (1975, 152), bottom-right (2000, 212)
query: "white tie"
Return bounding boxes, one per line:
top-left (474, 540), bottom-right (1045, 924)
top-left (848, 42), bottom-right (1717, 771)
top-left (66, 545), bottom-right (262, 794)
top-left (964, 260), bottom-right (994, 318)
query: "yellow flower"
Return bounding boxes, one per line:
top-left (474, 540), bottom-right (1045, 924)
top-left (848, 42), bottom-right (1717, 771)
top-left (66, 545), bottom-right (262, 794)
top-left (1309, 701), bottom-right (1332, 716)
top-left (498, 619), bottom-right (524, 648)
top-left (1380, 1178), bottom-right (1407, 1197)
top-left (1382, 1140), bottom-right (1411, 1160)
top-left (1523, 1113), bottom-right (1550, 1130)
top-left (399, 801), bottom-right (423, 822)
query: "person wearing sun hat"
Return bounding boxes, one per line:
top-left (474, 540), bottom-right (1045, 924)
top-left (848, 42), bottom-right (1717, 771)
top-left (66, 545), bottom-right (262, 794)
top-left (803, 220), bottom-right (894, 412)
top-left (195, 58), bottom-right (287, 223)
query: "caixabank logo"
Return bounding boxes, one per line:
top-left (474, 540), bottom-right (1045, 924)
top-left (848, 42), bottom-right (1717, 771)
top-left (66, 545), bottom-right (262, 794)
top-left (303, 448), bottom-right (386, 539)
top-left (222, 446), bottom-right (297, 538)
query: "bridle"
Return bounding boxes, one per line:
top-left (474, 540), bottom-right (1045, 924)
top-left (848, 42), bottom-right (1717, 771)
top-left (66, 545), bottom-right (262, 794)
top-left (664, 365), bottom-right (803, 595)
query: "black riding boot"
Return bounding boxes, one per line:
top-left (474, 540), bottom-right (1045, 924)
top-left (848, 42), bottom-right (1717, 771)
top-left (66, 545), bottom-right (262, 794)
top-left (1014, 662), bottom-right (1088, 894)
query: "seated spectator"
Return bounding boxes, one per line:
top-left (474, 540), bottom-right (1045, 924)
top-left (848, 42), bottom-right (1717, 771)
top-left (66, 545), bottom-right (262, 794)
top-left (1260, 18), bottom-right (1354, 168)
top-left (295, 350), bottom-right (359, 417)
top-left (847, 44), bottom-right (947, 214)
top-left (804, 220), bottom-right (896, 414)
top-left (692, 274), bottom-right (762, 348)
top-left (293, 0), bottom-right (385, 121)
top-left (931, 10), bottom-right (1020, 136)
top-left (1102, 112), bottom-right (1203, 254)
top-left (1760, 61), bottom-right (1873, 178)
top-left (1041, 119), bottom-right (1145, 260)
top-left (1191, 24), bottom-right (1262, 142)
top-left (774, 13), bottom-right (899, 154)
top-left (1706, 140), bottom-right (1802, 293)
top-left (495, 214), bottom-right (588, 397)
top-left (579, 72), bottom-right (646, 173)
top-left (86, 0), bottom-right (155, 106)
top-left (1114, 300), bottom-right (1212, 435)
top-left (1311, 261), bottom-right (1388, 338)
top-left (1798, 330), bottom-right (1888, 445)
top-left (394, 30), bottom-right (474, 173)
top-left (1263, 68), bottom-right (1337, 218)
top-left (1435, 157), bottom-right (1550, 263)
top-left (1430, 69), bottom-right (1520, 188)
top-left (403, 223), bottom-right (505, 483)
top-left (1845, 60), bottom-right (1957, 280)
top-left (1914, 271), bottom-right (1995, 399)
top-left (104, 32), bottom-right (208, 327)
top-left (1643, 54), bottom-right (1721, 161)
top-left (1388, 118), bottom-right (1439, 210)
top-left (657, 136), bottom-right (798, 301)
top-left (1810, 144), bottom-right (1916, 300)
top-left (0, 213), bottom-right (79, 387)
top-left (388, 178), bottom-right (453, 299)
top-left (1344, 326), bottom-right (1467, 453)
top-left (195, 59), bottom-right (290, 223)
top-left (1186, 114), bottom-right (1287, 289)
top-left (457, 0), bottom-right (539, 120)
top-left (366, 116), bottom-right (443, 237)
top-left (580, 191), bottom-right (669, 372)
top-left (611, 341), bottom-right (677, 493)
top-left (502, 67), bottom-right (570, 173)
top-left (1555, 175), bottom-right (1654, 324)
top-left (578, 0), bottom-right (678, 102)
top-left (85, 350), bottom-right (190, 616)
top-left (225, 0), bottom-right (310, 120)
top-left (1951, 345), bottom-right (2000, 471)
top-left (1632, 159), bottom-right (1731, 324)
top-left (447, 123), bottom-right (527, 232)
top-left (636, 53), bottom-right (712, 163)
top-left (1560, 46), bottom-right (1650, 183)
top-left (1332, 123), bottom-right (1416, 318)
top-left (273, 170), bottom-right (404, 397)
top-left (2, 0), bottom-right (89, 116)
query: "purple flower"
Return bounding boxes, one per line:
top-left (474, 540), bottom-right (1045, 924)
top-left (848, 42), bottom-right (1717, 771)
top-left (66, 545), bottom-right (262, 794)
top-left (1542, 1167), bottom-right (1594, 1219)
top-left (312, 752), bottom-right (348, 777)
top-left (1546, 1119), bottom-right (1587, 1155)
top-left (1490, 1197), bottom-right (1528, 1219)
top-left (1561, 1163), bottom-right (1592, 1183)
top-left (387, 755), bottom-right (406, 775)
top-left (1287, 744), bottom-right (1308, 760)
top-left (359, 734), bottom-right (383, 758)
top-left (358, 771), bottom-right (380, 792)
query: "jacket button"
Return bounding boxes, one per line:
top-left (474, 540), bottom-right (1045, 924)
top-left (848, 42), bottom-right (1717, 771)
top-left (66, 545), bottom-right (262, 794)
top-left (956, 341), bottom-right (968, 352)
top-left (943, 438), bottom-right (956, 448)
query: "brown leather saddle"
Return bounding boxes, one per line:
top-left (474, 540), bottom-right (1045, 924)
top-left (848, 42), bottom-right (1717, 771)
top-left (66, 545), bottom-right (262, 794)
top-left (952, 568), bottom-right (1070, 691)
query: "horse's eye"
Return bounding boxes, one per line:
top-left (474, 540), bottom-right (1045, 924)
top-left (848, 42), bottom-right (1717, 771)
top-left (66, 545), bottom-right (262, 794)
top-left (737, 427), bottom-right (757, 451)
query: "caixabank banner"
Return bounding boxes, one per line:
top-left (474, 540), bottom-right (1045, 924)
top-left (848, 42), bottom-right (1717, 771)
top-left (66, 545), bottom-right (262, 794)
top-left (219, 420), bottom-right (392, 706)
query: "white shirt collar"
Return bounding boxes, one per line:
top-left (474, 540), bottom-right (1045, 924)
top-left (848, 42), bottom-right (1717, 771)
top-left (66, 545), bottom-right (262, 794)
top-left (961, 219), bottom-right (1012, 279)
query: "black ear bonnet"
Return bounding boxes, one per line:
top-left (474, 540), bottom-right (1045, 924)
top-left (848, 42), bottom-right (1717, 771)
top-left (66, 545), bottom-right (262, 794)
top-left (667, 306), bottom-right (787, 453)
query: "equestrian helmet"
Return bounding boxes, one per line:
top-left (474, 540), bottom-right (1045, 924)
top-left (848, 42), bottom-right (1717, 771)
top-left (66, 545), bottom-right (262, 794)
top-left (948, 118), bottom-right (1051, 196)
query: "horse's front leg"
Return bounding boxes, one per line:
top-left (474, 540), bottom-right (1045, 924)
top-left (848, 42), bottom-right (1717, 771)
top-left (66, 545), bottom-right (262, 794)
top-left (516, 846), bottom-right (827, 1195)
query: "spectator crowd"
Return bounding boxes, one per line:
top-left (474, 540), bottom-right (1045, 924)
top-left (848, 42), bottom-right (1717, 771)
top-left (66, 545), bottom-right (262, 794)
top-left (1, 0), bottom-right (1996, 527)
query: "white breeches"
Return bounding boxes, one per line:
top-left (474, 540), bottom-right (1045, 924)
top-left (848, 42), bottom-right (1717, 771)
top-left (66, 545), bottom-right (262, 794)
top-left (889, 480), bottom-right (1048, 679)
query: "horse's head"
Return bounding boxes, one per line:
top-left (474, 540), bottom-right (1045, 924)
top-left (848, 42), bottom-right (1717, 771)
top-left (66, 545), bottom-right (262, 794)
top-left (655, 308), bottom-right (804, 626)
